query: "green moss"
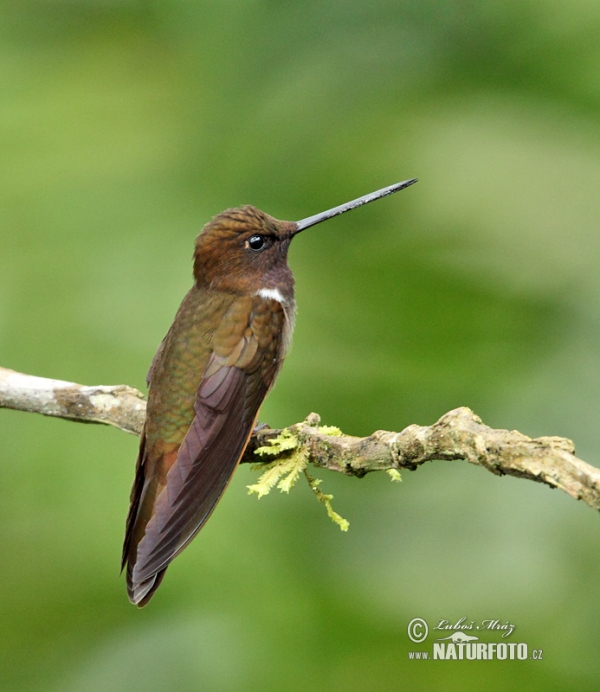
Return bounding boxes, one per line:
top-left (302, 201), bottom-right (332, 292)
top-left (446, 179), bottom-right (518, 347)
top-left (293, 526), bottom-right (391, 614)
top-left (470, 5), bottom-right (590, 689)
top-left (317, 425), bottom-right (343, 437)
top-left (248, 431), bottom-right (308, 498)
top-left (386, 469), bottom-right (402, 482)
top-left (304, 471), bottom-right (349, 532)
top-left (249, 429), bottom-right (349, 530)
top-left (253, 430), bottom-right (299, 456)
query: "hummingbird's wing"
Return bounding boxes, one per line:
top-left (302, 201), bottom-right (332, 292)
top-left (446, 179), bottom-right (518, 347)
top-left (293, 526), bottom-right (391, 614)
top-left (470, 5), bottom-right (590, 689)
top-left (123, 294), bottom-right (290, 606)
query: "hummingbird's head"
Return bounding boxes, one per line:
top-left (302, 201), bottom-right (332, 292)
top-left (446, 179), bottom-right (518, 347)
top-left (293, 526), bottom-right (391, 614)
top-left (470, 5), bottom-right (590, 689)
top-left (193, 205), bottom-right (297, 294)
top-left (192, 179), bottom-right (418, 295)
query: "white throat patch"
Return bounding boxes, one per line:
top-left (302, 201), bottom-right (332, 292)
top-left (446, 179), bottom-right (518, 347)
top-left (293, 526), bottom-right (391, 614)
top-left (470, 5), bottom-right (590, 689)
top-left (257, 287), bottom-right (285, 303)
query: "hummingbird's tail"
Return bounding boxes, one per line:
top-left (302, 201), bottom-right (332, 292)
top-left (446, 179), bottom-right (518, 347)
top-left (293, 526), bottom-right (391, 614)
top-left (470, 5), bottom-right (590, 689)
top-left (126, 564), bottom-right (167, 607)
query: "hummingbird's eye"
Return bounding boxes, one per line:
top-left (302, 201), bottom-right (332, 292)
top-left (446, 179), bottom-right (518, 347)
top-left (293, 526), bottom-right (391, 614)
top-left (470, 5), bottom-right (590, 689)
top-left (246, 234), bottom-right (266, 252)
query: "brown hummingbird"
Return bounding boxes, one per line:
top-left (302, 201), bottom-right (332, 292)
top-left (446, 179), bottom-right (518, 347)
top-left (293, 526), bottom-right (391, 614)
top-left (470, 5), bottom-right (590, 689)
top-left (122, 179), bottom-right (417, 606)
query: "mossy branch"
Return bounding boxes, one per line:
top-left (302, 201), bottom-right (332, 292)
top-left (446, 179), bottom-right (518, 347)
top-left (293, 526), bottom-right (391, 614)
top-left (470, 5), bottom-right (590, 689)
top-left (2, 365), bottom-right (600, 515)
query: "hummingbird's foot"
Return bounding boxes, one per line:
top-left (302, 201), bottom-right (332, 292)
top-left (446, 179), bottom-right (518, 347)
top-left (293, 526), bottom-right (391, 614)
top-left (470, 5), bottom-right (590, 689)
top-left (253, 421), bottom-right (269, 432)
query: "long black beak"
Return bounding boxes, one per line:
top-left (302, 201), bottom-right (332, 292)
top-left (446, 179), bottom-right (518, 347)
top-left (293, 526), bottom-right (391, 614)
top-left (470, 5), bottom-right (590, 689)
top-left (294, 178), bottom-right (417, 233)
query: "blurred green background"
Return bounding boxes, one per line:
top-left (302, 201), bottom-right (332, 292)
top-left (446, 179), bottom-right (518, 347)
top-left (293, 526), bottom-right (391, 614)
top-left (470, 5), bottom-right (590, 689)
top-left (1, 1), bottom-right (600, 690)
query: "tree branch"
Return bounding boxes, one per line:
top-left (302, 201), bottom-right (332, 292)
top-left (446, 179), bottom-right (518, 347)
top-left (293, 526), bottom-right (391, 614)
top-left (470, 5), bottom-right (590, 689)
top-left (2, 366), bottom-right (599, 513)
top-left (0, 367), bottom-right (146, 435)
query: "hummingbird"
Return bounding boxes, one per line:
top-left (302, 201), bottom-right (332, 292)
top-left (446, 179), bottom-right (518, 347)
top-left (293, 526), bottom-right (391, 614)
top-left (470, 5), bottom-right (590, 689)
top-left (122, 178), bottom-right (417, 606)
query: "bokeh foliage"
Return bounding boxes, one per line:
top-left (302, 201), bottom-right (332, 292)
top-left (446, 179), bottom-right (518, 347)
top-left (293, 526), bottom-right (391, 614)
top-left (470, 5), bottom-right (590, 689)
top-left (1, 1), bottom-right (600, 689)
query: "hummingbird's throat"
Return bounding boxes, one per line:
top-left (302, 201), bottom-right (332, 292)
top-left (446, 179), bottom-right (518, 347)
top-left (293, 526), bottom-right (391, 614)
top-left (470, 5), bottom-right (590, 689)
top-left (256, 287), bottom-right (286, 304)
